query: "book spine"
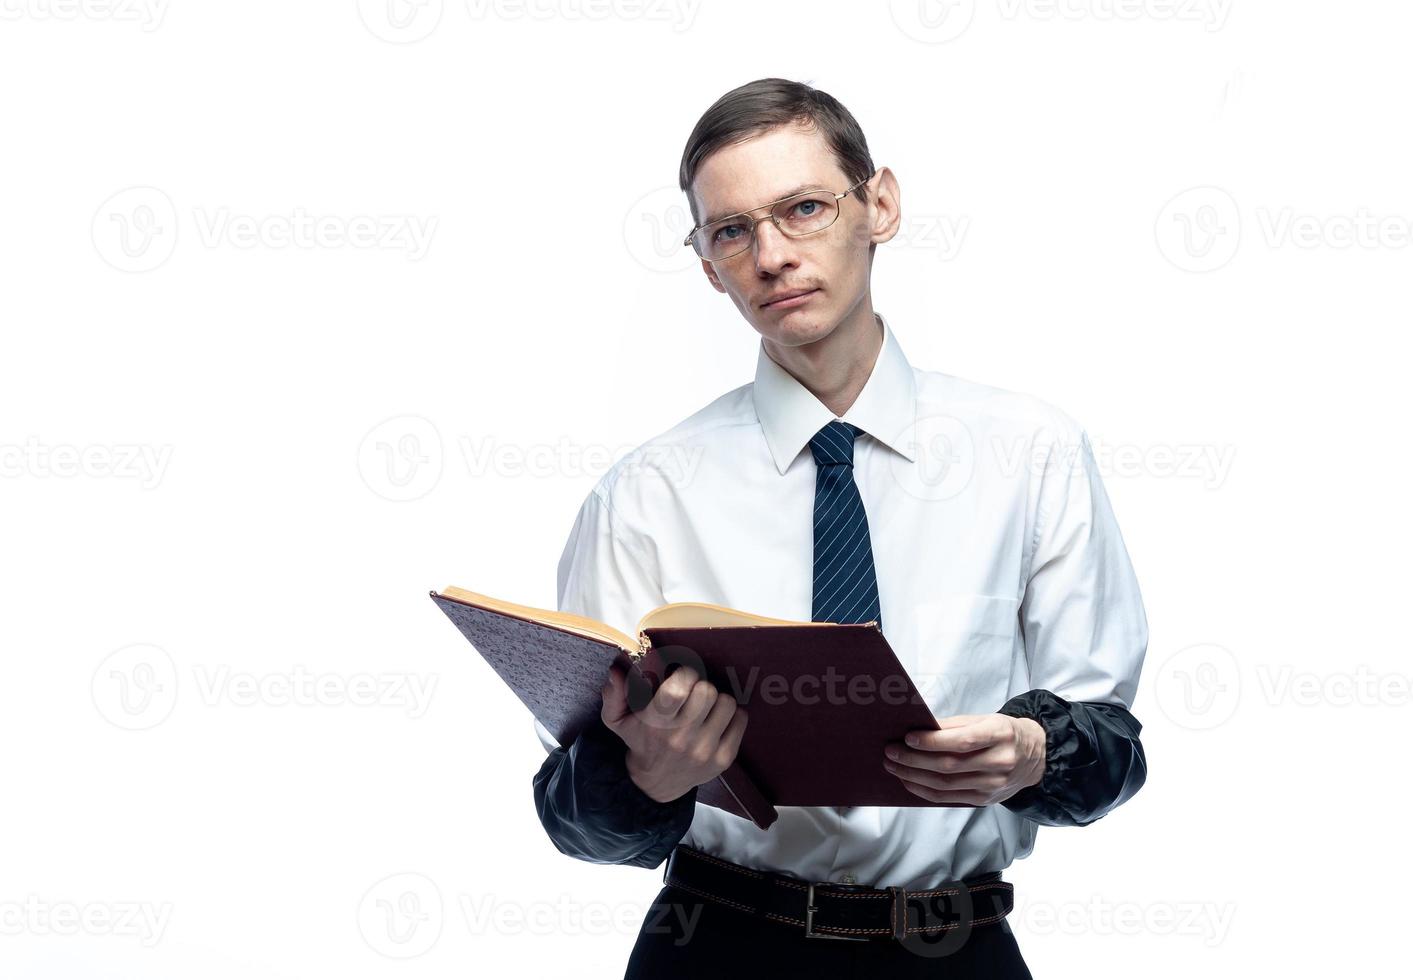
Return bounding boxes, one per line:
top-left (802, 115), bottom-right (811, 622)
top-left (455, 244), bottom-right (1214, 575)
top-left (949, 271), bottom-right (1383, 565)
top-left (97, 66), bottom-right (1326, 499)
top-left (716, 762), bottom-right (778, 831)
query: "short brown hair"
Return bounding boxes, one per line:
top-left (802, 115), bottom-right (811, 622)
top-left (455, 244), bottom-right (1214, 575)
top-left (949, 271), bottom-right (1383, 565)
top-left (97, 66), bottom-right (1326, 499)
top-left (679, 77), bottom-right (875, 226)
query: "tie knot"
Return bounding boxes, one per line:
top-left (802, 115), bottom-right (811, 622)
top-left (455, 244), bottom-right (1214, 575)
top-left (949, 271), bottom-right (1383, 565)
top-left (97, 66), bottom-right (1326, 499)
top-left (809, 419), bottom-right (861, 468)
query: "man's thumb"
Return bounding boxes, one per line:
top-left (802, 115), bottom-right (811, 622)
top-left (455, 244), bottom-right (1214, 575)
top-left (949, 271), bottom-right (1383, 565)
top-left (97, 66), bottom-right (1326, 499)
top-left (601, 663), bottom-right (629, 727)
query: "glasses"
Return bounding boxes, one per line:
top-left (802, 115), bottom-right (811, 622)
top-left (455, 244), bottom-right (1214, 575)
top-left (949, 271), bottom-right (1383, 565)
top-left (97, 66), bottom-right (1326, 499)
top-left (683, 171), bottom-right (876, 261)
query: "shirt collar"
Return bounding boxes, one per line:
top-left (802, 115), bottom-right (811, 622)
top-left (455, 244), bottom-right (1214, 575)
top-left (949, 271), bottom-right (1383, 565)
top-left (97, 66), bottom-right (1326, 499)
top-left (752, 311), bottom-right (920, 475)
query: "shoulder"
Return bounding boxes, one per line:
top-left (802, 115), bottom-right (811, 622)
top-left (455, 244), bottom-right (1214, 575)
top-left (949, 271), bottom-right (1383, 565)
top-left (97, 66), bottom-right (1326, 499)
top-left (913, 366), bottom-right (1087, 453)
top-left (589, 381), bottom-right (757, 514)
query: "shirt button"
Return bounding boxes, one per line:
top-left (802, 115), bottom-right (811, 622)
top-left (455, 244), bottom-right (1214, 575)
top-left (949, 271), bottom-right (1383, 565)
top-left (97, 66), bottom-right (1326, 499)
top-left (839, 872), bottom-right (857, 884)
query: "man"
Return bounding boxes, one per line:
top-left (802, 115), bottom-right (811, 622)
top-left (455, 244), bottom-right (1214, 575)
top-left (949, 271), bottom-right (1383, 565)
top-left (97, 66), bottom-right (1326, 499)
top-left (532, 77), bottom-right (1148, 978)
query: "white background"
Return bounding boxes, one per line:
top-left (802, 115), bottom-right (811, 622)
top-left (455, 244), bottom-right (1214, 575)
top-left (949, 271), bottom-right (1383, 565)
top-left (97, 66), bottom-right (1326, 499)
top-left (2, 1), bottom-right (1409, 976)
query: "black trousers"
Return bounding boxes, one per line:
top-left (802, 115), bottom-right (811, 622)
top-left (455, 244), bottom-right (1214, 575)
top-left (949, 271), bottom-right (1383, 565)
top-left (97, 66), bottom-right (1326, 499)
top-left (623, 883), bottom-right (1034, 979)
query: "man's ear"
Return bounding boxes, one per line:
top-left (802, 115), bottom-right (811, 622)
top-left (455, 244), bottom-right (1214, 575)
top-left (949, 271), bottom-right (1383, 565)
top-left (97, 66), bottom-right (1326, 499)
top-left (700, 258), bottom-right (727, 293)
top-left (865, 166), bottom-right (903, 249)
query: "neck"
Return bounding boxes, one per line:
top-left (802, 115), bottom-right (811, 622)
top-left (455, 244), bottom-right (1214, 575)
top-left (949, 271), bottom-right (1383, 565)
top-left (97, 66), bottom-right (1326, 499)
top-left (761, 303), bottom-right (883, 418)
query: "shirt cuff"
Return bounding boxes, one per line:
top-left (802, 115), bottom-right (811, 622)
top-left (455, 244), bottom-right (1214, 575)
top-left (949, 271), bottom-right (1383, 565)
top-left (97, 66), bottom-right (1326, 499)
top-left (577, 717), bottom-right (699, 831)
top-left (533, 715), bottom-right (697, 869)
top-left (996, 688), bottom-right (1142, 827)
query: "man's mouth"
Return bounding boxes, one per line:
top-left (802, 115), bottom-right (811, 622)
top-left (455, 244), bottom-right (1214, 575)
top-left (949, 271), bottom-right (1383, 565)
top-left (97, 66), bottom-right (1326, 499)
top-left (761, 288), bottom-right (818, 309)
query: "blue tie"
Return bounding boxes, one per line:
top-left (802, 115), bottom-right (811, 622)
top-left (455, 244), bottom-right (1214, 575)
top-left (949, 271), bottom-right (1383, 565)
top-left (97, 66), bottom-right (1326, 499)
top-left (809, 420), bottom-right (882, 634)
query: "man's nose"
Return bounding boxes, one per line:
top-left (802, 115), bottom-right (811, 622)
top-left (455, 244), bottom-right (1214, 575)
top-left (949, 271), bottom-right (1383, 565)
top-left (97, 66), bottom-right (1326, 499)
top-left (752, 220), bottom-right (798, 275)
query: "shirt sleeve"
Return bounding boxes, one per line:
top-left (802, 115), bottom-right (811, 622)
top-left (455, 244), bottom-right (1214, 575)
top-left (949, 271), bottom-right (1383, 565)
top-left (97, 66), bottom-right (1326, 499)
top-left (997, 425), bottom-right (1150, 827)
top-left (531, 484), bottom-right (697, 868)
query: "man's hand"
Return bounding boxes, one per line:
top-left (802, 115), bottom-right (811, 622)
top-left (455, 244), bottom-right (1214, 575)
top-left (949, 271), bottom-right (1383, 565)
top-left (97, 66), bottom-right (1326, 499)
top-left (600, 662), bottom-right (748, 804)
top-left (882, 713), bottom-right (1046, 806)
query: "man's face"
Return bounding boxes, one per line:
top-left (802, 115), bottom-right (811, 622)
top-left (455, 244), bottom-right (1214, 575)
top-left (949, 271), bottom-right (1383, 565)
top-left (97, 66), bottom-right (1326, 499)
top-left (690, 122), bottom-right (881, 350)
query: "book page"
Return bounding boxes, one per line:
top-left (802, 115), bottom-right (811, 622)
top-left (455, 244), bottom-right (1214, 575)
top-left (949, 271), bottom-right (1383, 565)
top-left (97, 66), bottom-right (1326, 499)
top-left (637, 602), bottom-right (815, 632)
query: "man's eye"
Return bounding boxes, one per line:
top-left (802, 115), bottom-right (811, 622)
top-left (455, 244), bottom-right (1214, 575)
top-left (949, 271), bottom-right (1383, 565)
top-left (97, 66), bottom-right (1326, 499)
top-left (712, 223), bottom-right (746, 243)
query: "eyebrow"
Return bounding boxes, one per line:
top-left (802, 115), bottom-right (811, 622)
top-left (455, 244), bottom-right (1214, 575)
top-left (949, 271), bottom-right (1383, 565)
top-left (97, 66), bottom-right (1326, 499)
top-left (703, 182), bottom-right (830, 225)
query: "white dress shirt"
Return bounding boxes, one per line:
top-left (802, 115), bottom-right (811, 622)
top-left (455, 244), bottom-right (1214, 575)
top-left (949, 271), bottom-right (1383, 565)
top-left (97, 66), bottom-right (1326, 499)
top-left (535, 311), bottom-right (1148, 890)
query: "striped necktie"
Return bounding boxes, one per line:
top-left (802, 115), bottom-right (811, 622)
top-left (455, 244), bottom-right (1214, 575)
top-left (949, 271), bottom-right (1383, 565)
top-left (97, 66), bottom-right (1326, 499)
top-left (809, 420), bottom-right (882, 634)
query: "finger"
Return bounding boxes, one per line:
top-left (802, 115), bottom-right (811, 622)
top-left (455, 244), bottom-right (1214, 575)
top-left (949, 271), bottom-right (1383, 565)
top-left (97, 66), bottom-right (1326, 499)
top-left (717, 703), bottom-right (749, 763)
top-left (645, 664), bottom-right (700, 722)
top-left (884, 759), bottom-right (1004, 793)
top-left (698, 689), bottom-right (739, 743)
top-left (885, 742), bottom-right (1010, 774)
top-left (934, 713), bottom-right (990, 730)
top-left (644, 670), bottom-right (712, 734)
top-left (600, 663), bottom-right (629, 725)
top-left (894, 776), bottom-right (991, 805)
top-left (904, 718), bottom-right (1004, 754)
top-left (674, 676), bottom-right (719, 730)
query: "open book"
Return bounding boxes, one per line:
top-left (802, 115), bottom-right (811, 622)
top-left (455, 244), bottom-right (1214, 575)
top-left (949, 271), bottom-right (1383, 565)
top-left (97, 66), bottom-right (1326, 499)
top-left (430, 586), bottom-right (946, 831)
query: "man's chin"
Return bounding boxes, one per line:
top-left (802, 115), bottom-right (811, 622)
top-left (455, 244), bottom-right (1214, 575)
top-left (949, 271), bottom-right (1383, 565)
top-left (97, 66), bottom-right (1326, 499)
top-left (758, 311), bottom-right (834, 346)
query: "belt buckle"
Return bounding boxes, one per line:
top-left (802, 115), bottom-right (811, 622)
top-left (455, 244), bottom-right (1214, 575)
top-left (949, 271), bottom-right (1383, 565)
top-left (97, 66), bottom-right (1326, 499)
top-left (803, 881), bottom-right (870, 941)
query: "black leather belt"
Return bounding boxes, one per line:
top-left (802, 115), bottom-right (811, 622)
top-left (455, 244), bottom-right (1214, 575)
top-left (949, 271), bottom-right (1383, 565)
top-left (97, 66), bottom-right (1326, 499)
top-left (661, 844), bottom-right (1014, 942)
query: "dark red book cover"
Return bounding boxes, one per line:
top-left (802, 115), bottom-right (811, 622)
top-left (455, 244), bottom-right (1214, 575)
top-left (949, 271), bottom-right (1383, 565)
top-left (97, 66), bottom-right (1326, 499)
top-left (431, 591), bottom-right (948, 831)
